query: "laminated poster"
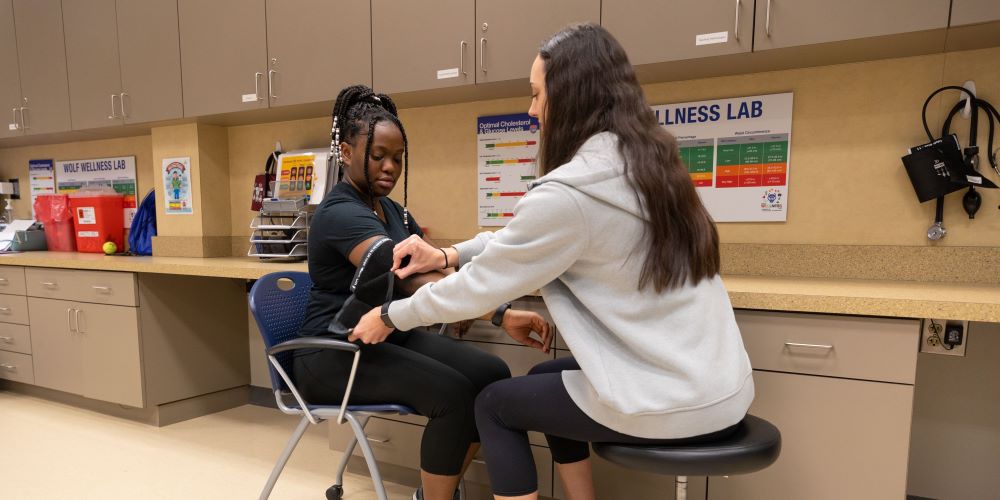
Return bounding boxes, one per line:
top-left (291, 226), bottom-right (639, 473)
top-left (162, 157), bottom-right (193, 215)
top-left (476, 113), bottom-right (540, 227)
top-left (475, 93), bottom-right (793, 225)
top-left (55, 156), bottom-right (138, 228)
top-left (28, 159), bottom-right (56, 218)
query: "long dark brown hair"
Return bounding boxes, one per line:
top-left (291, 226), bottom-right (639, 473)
top-left (538, 23), bottom-right (719, 292)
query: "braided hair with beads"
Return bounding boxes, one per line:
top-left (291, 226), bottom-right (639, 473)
top-left (328, 85), bottom-right (411, 228)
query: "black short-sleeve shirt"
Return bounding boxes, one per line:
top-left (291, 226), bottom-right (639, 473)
top-left (299, 182), bottom-right (422, 337)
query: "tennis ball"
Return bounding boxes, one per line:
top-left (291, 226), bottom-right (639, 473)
top-left (102, 241), bottom-right (117, 255)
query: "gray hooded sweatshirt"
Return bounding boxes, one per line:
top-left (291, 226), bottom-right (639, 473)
top-left (389, 132), bottom-right (754, 439)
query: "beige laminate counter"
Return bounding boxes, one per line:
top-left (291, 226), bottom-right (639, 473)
top-left (0, 251), bottom-right (306, 280)
top-left (0, 252), bottom-right (996, 322)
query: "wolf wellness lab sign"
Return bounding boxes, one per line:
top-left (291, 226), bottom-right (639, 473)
top-left (56, 156), bottom-right (137, 228)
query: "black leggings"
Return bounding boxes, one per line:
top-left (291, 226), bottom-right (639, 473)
top-left (474, 357), bottom-right (740, 496)
top-left (293, 329), bottom-right (511, 475)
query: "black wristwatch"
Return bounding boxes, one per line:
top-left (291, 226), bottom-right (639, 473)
top-left (380, 301), bottom-right (395, 329)
top-left (491, 302), bottom-right (512, 327)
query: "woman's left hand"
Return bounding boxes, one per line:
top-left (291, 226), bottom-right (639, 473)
top-left (348, 307), bottom-right (394, 344)
top-left (501, 310), bottom-right (553, 353)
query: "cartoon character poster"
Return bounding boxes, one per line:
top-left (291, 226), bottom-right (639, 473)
top-left (162, 157), bottom-right (193, 215)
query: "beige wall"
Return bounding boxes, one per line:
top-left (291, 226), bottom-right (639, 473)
top-left (3, 46), bottom-right (1000, 248)
top-left (0, 135), bottom-right (154, 221)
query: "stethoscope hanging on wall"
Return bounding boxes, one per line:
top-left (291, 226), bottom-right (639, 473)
top-left (905, 84), bottom-right (1000, 240)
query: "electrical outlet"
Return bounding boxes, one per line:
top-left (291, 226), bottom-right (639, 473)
top-left (920, 318), bottom-right (969, 356)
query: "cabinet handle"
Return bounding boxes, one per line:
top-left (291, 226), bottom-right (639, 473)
top-left (783, 342), bottom-right (833, 351)
top-left (734, 0), bottom-right (741, 40)
top-left (0, 277), bottom-right (8, 283)
top-left (254, 72), bottom-right (263, 102)
top-left (92, 285), bottom-right (111, 293)
top-left (472, 458), bottom-right (486, 465)
top-left (120, 92), bottom-right (130, 118)
top-left (366, 435), bottom-right (390, 444)
top-left (459, 40), bottom-right (467, 76)
top-left (480, 37), bottom-right (487, 73)
top-left (0, 335), bottom-right (12, 343)
top-left (18, 105), bottom-right (28, 130)
top-left (268, 69), bottom-right (277, 99)
top-left (108, 93), bottom-right (119, 119)
top-left (75, 309), bottom-right (84, 334)
top-left (0, 307), bottom-right (10, 313)
top-left (10, 107), bottom-right (18, 130)
top-left (42, 281), bottom-right (57, 288)
top-left (0, 363), bottom-right (15, 371)
top-left (67, 308), bottom-right (76, 333)
top-left (765, 0), bottom-right (772, 36)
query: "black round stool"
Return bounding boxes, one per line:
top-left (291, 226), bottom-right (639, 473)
top-left (592, 415), bottom-right (781, 500)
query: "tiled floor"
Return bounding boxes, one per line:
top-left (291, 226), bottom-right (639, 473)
top-left (0, 391), bottom-right (413, 499)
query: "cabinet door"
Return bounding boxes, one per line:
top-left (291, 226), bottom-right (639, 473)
top-left (265, 0), bottom-right (371, 107)
top-left (116, 0), bottom-right (183, 123)
top-left (475, 0), bottom-right (600, 83)
top-left (12, 0), bottom-right (72, 135)
top-left (708, 371), bottom-right (914, 500)
top-left (372, 0), bottom-right (474, 94)
top-left (951, 0), bottom-right (1000, 26)
top-left (63, 0), bottom-right (124, 130)
top-left (28, 297), bottom-right (84, 396)
top-left (603, 0), bottom-right (753, 66)
top-left (0, 0), bottom-right (23, 138)
top-left (178, 0), bottom-right (267, 116)
top-left (753, 0), bottom-right (949, 51)
top-left (76, 302), bottom-right (143, 407)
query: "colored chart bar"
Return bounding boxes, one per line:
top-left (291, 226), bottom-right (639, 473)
top-left (678, 138), bottom-right (715, 187)
top-left (485, 191), bottom-right (527, 198)
top-left (485, 158), bottom-right (535, 165)
top-left (485, 141), bottom-right (537, 148)
top-left (485, 212), bottom-right (515, 218)
top-left (484, 176), bottom-right (501, 182)
top-left (716, 134), bottom-right (788, 189)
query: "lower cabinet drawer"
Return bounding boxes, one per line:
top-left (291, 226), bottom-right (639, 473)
top-left (464, 340), bottom-right (554, 377)
top-left (0, 322), bottom-right (31, 354)
top-left (330, 416), bottom-right (424, 470)
top-left (0, 350), bottom-right (34, 384)
top-left (707, 370), bottom-right (913, 500)
top-left (0, 294), bottom-right (29, 325)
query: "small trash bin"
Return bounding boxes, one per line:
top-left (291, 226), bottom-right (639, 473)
top-left (68, 189), bottom-right (124, 253)
top-left (33, 194), bottom-right (76, 252)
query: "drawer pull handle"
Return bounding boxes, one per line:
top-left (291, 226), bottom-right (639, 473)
top-left (783, 342), bottom-right (834, 351)
top-left (472, 459), bottom-right (487, 465)
top-left (42, 281), bottom-right (57, 288)
top-left (0, 363), bottom-right (14, 371)
top-left (0, 277), bottom-right (8, 283)
top-left (366, 436), bottom-right (391, 444)
top-left (0, 307), bottom-right (10, 313)
top-left (92, 285), bottom-right (111, 293)
top-left (0, 336), bottom-right (12, 343)
top-left (68, 308), bottom-right (77, 333)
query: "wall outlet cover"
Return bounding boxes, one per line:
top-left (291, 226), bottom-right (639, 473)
top-left (920, 319), bottom-right (969, 356)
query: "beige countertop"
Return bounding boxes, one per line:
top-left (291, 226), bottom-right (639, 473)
top-left (0, 252), bottom-right (307, 280)
top-left (0, 252), bottom-right (996, 322)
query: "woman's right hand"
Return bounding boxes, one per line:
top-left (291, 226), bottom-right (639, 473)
top-left (392, 235), bottom-right (446, 279)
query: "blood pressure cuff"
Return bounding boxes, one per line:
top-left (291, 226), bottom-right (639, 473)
top-left (329, 237), bottom-right (396, 335)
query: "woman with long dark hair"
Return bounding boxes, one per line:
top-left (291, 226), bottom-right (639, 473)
top-left (296, 85), bottom-right (552, 500)
top-left (351, 25), bottom-right (753, 500)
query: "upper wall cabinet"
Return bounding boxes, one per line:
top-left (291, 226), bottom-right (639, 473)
top-left (0, 0), bottom-right (22, 139)
top-left (179, 0), bottom-right (269, 116)
top-left (372, 0), bottom-right (475, 95)
top-left (264, 0), bottom-right (371, 107)
top-left (950, 0), bottom-right (1000, 26)
top-left (63, 0), bottom-right (122, 130)
top-left (11, 0), bottom-right (72, 135)
top-left (602, 0), bottom-right (754, 66)
top-left (64, 0), bottom-right (183, 130)
top-left (475, 0), bottom-right (600, 83)
top-left (115, 0), bottom-right (184, 124)
top-left (753, 0), bottom-right (950, 51)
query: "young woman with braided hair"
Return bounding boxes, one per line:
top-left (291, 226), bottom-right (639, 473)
top-left (295, 85), bottom-right (552, 500)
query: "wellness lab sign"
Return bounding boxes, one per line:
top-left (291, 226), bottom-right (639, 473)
top-left (56, 155), bottom-right (138, 228)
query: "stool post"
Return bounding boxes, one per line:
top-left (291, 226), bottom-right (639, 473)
top-left (675, 475), bottom-right (687, 500)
